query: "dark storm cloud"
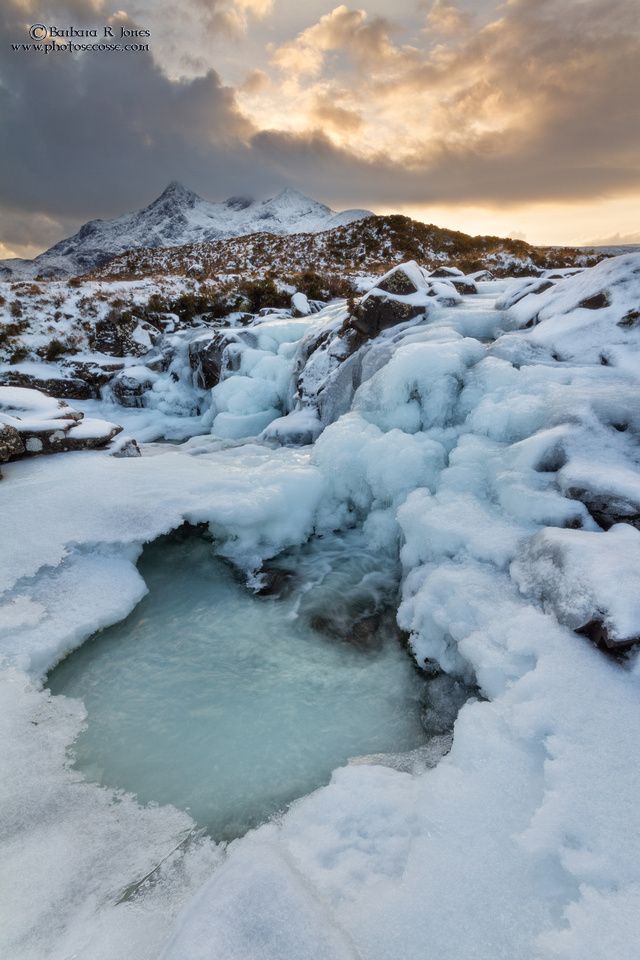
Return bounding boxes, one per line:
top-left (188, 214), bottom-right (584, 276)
top-left (0, 0), bottom-right (283, 250)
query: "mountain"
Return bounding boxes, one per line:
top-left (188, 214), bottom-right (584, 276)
top-left (0, 183), bottom-right (372, 281)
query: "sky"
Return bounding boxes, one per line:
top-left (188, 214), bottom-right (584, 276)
top-left (1, 0), bottom-right (639, 258)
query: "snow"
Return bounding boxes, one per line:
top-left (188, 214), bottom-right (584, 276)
top-left (512, 524), bottom-right (640, 643)
top-left (1, 254), bottom-right (640, 960)
top-left (0, 385), bottom-right (73, 421)
top-left (291, 291), bottom-right (312, 317)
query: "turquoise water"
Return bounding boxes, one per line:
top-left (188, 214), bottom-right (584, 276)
top-left (48, 533), bottom-right (430, 839)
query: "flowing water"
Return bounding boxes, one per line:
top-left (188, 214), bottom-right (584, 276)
top-left (48, 530), bottom-right (438, 840)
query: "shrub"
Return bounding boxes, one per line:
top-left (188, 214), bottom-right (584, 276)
top-left (43, 338), bottom-right (67, 361)
top-left (10, 300), bottom-right (23, 318)
top-left (0, 319), bottom-right (28, 345)
top-left (10, 346), bottom-right (29, 363)
top-left (168, 291), bottom-right (229, 322)
top-left (289, 270), bottom-right (358, 301)
top-left (237, 278), bottom-right (290, 313)
top-left (147, 293), bottom-right (166, 313)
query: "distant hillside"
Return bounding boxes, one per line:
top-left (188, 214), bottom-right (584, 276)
top-left (91, 214), bottom-right (603, 285)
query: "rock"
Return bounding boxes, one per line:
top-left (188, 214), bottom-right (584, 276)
top-left (429, 266), bottom-right (464, 278)
top-left (110, 369), bottom-right (155, 407)
top-left (291, 291), bottom-right (312, 317)
top-left (618, 309), bottom-right (640, 328)
top-left (0, 386), bottom-right (122, 464)
top-left (260, 408), bottom-right (323, 446)
top-left (577, 290), bottom-right (610, 310)
top-left (349, 614), bottom-right (384, 652)
top-left (565, 486), bottom-right (640, 531)
top-left (0, 423), bottom-right (25, 462)
top-left (511, 525), bottom-right (640, 652)
top-left (254, 566), bottom-right (294, 598)
top-left (350, 292), bottom-right (424, 338)
top-left (377, 266), bottom-right (420, 296)
top-left (109, 435), bottom-right (141, 458)
top-left (0, 370), bottom-right (96, 400)
top-left (188, 331), bottom-right (229, 389)
top-left (65, 359), bottom-right (125, 390)
top-left (531, 279), bottom-right (555, 295)
top-left (16, 419), bottom-right (122, 457)
top-left (576, 619), bottom-right (639, 653)
top-left (93, 311), bottom-right (155, 357)
top-left (450, 277), bottom-right (478, 295)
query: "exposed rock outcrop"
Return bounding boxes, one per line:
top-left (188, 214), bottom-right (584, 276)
top-left (0, 370), bottom-right (96, 400)
top-left (0, 386), bottom-right (123, 475)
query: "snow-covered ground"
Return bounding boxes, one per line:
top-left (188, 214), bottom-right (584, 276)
top-left (1, 255), bottom-right (640, 959)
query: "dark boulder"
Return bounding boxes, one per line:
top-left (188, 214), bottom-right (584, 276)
top-left (430, 266), bottom-right (464, 279)
top-left (110, 370), bottom-right (155, 407)
top-left (450, 277), bottom-right (478, 295)
top-left (0, 423), bottom-right (25, 462)
top-left (350, 292), bottom-right (424, 339)
top-left (254, 566), bottom-right (295, 598)
top-left (65, 359), bottom-right (125, 393)
top-left (377, 267), bottom-right (420, 296)
top-left (577, 291), bottom-right (610, 310)
top-left (565, 486), bottom-right (640, 531)
top-left (577, 618), bottom-right (639, 654)
top-left (93, 312), bottom-right (155, 357)
top-left (188, 332), bottom-right (229, 389)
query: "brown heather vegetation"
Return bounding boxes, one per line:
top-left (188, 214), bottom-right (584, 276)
top-left (87, 215), bottom-right (601, 292)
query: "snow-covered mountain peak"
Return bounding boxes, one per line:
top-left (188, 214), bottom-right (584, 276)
top-left (151, 181), bottom-right (200, 209)
top-left (0, 185), bottom-right (373, 280)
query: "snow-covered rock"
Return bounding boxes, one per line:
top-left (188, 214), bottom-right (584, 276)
top-left (0, 386), bottom-right (121, 470)
top-left (512, 524), bottom-right (640, 648)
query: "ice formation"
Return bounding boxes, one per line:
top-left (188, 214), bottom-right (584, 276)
top-left (1, 253), bottom-right (640, 959)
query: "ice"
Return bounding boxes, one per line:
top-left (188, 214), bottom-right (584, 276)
top-left (0, 670), bottom-right (222, 960)
top-left (2, 256), bottom-right (640, 959)
top-left (0, 444), bottom-right (325, 596)
top-left (291, 290), bottom-right (312, 316)
top-left (0, 546), bottom-right (146, 678)
top-left (47, 534), bottom-right (429, 840)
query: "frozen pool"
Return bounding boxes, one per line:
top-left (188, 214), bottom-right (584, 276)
top-left (48, 531), bottom-right (439, 840)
